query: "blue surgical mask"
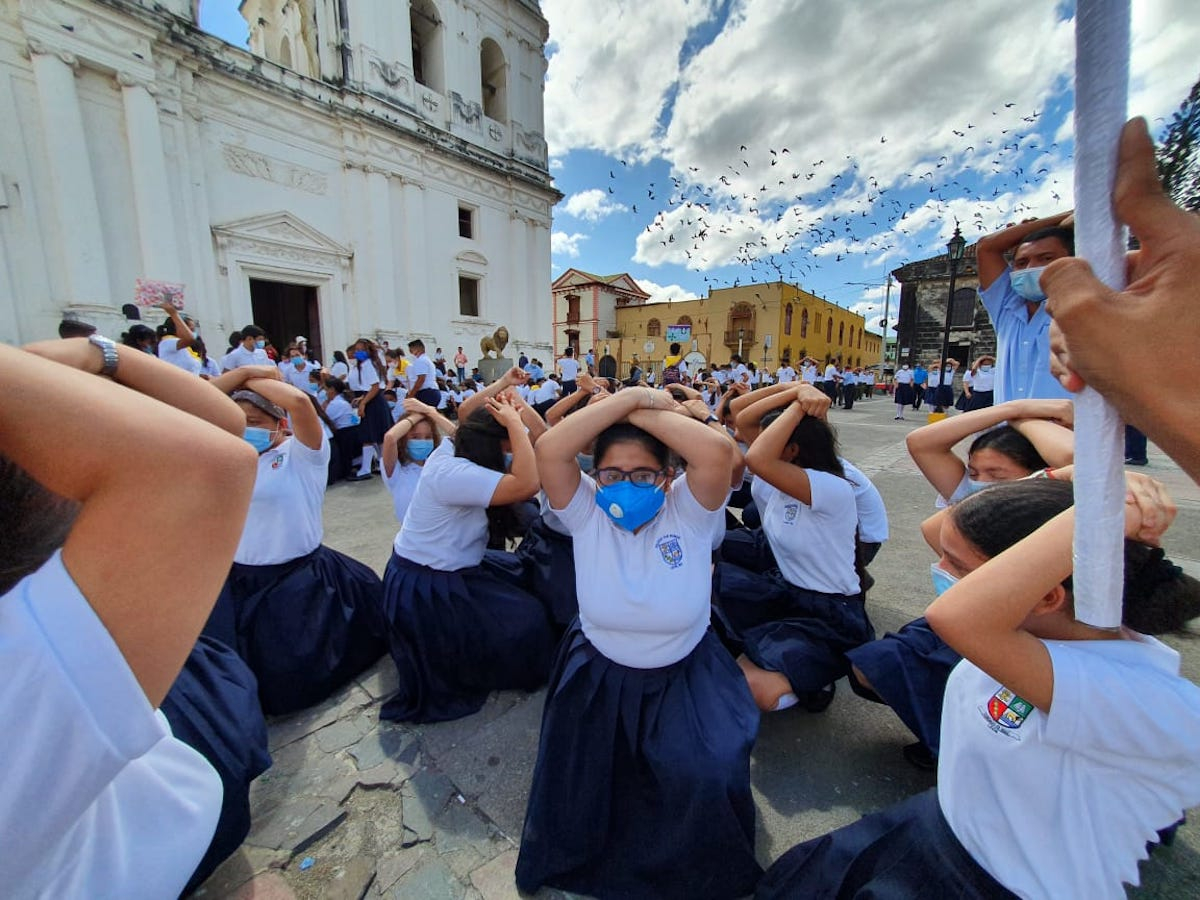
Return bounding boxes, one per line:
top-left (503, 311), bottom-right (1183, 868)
top-left (1009, 266), bottom-right (1047, 302)
top-left (192, 329), bottom-right (201, 340)
top-left (304, 382), bottom-right (319, 394)
top-left (317, 389), bottom-right (328, 403)
top-left (243, 426), bottom-right (275, 454)
top-left (576, 453), bottom-right (594, 472)
top-left (293, 358), bottom-right (306, 369)
top-left (503, 452), bottom-right (514, 470)
top-left (930, 563), bottom-right (960, 596)
top-left (595, 481), bottom-right (665, 532)
top-left (408, 438), bottom-right (434, 461)
top-left (966, 479), bottom-right (993, 495)
top-left (979, 365), bottom-right (992, 373)
top-left (255, 339), bottom-right (266, 349)
top-left (354, 350), bottom-right (370, 361)
top-left (387, 401), bottom-right (397, 414)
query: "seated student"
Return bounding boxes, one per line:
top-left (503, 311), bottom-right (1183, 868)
top-left (516, 386), bottom-right (761, 900)
top-left (378, 393), bottom-right (554, 723)
top-left (848, 398), bottom-right (1076, 767)
top-left (758, 477), bottom-right (1200, 900)
top-left (205, 366), bottom-right (387, 715)
top-left (381, 397), bottom-right (456, 524)
top-left (2, 336), bottom-right (258, 897)
top-left (713, 383), bottom-right (872, 713)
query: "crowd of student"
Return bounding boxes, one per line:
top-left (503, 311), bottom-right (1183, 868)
top-left (5, 118), bottom-right (1200, 899)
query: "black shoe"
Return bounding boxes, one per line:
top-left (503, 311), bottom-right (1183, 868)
top-left (797, 682), bottom-right (836, 713)
top-left (903, 741), bottom-right (937, 772)
top-left (1125, 457), bottom-right (1148, 466)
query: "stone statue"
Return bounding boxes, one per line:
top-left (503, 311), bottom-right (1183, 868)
top-left (480, 326), bottom-right (510, 359)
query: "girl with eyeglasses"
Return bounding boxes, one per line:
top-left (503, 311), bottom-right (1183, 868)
top-left (516, 386), bottom-right (761, 900)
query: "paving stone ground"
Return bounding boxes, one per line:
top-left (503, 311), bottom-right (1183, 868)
top-left (194, 397), bottom-right (1200, 899)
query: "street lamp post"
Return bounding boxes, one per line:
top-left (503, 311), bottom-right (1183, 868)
top-left (737, 327), bottom-right (745, 360)
top-left (936, 224), bottom-right (968, 412)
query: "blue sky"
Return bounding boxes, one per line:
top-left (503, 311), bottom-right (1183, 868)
top-left (199, 0), bottom-right (1197, 337)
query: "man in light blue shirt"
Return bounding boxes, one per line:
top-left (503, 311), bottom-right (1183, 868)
top-left (976, 213), bottom-right (1074, 403)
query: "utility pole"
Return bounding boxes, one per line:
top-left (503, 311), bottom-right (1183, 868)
top-left (880, 273), bottom-right (893, 369)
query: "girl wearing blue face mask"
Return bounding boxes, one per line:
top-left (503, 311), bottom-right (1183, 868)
top-left (965, 354), bottom-right (997, 410)
top-left (380, 397), bottom-right (456, 524)
top-left (379, 394), bottom-right (554, 724)
top-left (346, 338), bottom-right (389, 481)
top-left (202, 367), bottom-right (386, 715)
top-left (517, 386), bottom-right (762, 900)
top-left (762, 477), bottom-right (1200, 899)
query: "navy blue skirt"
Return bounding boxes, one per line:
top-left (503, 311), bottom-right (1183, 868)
top-left (966, 389), bottom-right (995, 411)
top-left (516, 623), bottom-right (762, 900)
top-left (205, 545), bottom-right (387, 715)
top-left (162, 635), bottom-right (271, 895)
top-left (720, 526), bottom-right (777, 572)
top-left (358, 391), bottom-right (392, 445)
top-left (713, 563), bottom-right (874, 692)
top-left (845, 617), bottom-right (960, 754)
top-left (379, 551), bottom-right (555, 723)
top-left (894, 383), bottom-right (915, 406)
top-left (757, 788), bottom-right (1016, 899)
top-left (513, 516), bottom-right (578, 631)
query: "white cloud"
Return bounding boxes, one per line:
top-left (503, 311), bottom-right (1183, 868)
top-left (551, 231), bottom-right (588, 258)
top-left (542, 0), bottom-right (719, 158)
top-left (634, 278), bottom-right (700, 305)
top-left (1130, 0), bottom-right (1199, 124)
top-left (561, 188), bottom-right (628, 222)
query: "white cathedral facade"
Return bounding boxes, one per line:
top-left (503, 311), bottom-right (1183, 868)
top-left (0, 0), bottom-right (557, 364)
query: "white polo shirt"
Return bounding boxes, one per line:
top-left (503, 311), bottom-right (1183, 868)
top-left (405, 354), bottom-right (438, 392)
top-left (554, 474), bottom-right (722, 668)
top-left (2, 552), bottom-right (220, 898)
top-left (393, 439), bottom-right (503, 571)
top-left (157, 337), bottom-right (202, 376)
top-left (383, 459), bottom-right (424, 523)
top-left (234, 435), bottom-right (330, 565)
top-left (326, 395), bottom-right (356, 429)
top-left (940, 636), bottom-right (1200, 899)
top-left (840, 459), bottom-right (889, 544)
top-left (558, 357), bottom-right (581, 381)
top-left (221, 344), bottom-right (269, 371)
top-left (347, 361), bottom-right (381, 393)
top-left (757, 470), bottom-right (860, 595)
top-left (776, 366), bottom-right (797, 383)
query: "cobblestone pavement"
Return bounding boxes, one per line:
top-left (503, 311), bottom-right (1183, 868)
top-left (193, 397), bottom-right (1200, 899)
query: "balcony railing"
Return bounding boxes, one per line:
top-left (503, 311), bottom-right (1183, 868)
top-left (723, 329), bottom-right (755, 347)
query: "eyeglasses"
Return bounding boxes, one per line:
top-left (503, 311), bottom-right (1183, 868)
top-left (595, 467), bottom-right (666, 488)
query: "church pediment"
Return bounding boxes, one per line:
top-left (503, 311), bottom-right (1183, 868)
top-left (211, 212), bottom-right (352, 258)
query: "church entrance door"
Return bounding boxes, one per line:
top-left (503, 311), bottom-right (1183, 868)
top-left (250, 279), bottom-right (321, 361)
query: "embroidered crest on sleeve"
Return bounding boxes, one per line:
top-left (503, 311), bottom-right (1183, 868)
top-left (783, 503), bottom-right (799, 524)
top-left (655, 534), bottom-right (684, 569)
top-left (987, 686), bottom-right (1033, 729)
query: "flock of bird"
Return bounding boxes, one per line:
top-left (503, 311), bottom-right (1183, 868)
top-left (576, 104), bottom-right (1069, 302)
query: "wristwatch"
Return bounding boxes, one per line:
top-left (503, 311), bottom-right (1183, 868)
top-left (88, 333), bottom-right (119, 378)
top-left (703, 415), bottom-right (719, 425)
top-left (591, 386), bottom-right (602, 395)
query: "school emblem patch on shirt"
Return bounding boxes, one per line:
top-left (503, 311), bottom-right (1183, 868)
top-left (783, 503), bottom-right (799, 524)
top-left (270, 453), bottom-right (286, 470)
top-left (987, 686), bottom-right (1033, 729)
top-left (655, 534), bottom-right (684, 569)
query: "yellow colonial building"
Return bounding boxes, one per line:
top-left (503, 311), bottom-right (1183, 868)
top-left (610, 280), bottom-right (881, 379)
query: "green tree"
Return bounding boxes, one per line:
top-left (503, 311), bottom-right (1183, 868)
top-left (1157, 75), bottom-right (1200, 212)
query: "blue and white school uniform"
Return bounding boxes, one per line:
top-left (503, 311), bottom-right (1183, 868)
top-left (161, 634), bottom-right (271, 894)
top-left (157, 336), bottom-right (203, 376)
top-left (380, 439), bottom-right (554, 723)
top-left (968, 365), bottom-right (996, 409)
top-left (714, 470), bottom-right (873, 694)
top-left (2, 552), bottom-right (220, 898)
top-left (347, 360), bottom-right (390, 444)
top-left (220, 344), bottom-right (270, 371)
top-left (761, 635), bottom-right (1200, 899)
top-left (204, 435), bottom-right (386, 715)
top-left (516, 475), bottom-right (762, 900)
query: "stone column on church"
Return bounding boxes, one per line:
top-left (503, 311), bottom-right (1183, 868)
top-left (366, 169), bottom-right (394, 334)
top-left (401, 179), bottom-right (428, 332)
top-left (120, 73), bottom-right (181, 283)
top-left (29, 42), bottom-right (112, 307)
